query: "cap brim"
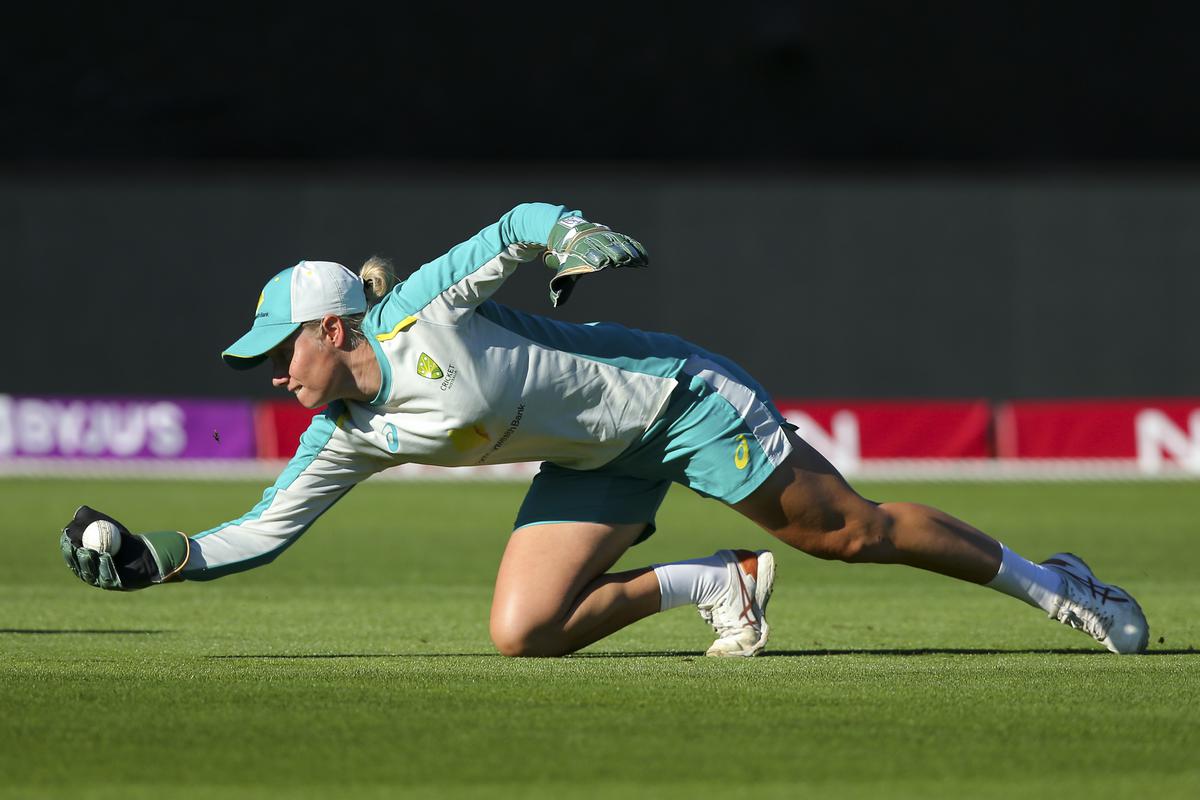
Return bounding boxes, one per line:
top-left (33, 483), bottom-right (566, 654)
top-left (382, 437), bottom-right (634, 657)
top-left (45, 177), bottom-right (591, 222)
top-left (221, 322), bottom-right (301, 370)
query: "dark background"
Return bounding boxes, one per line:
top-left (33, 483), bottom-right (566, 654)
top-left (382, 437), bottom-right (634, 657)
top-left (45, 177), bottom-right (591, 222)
top-left (3, 1), bottom-right (1197, 399)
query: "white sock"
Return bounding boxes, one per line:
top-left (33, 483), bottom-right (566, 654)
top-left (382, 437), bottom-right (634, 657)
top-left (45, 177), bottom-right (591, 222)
top-left (652, 553), bottom-right (729, 612)
top-left (986, 544), bottom-right (1067, 614)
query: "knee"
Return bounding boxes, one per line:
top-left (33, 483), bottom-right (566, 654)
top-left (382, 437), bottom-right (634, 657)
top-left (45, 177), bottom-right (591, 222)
top-left (489, 617), bottom-right (566, 658)
top-left (794, 506), bottom-right (895, 563)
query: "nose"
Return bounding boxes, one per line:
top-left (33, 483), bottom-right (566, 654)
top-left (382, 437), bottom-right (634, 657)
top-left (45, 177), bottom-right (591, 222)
top-left (271, 361), bottom-right (289, 388)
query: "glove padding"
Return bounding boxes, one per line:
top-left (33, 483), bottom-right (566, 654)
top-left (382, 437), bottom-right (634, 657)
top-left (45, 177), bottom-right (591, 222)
top-left (60, 505), bottom-right (191, 591)
top-left (545, 216), bottom-right (648, 307)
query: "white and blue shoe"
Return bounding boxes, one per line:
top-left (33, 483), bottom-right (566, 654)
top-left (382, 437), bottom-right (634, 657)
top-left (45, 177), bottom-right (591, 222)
top-left (1042, 553), bottom-right (1149, 654)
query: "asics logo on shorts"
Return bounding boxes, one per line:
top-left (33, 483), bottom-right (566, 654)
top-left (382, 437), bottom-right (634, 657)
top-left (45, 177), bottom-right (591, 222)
top-left (734, 435), bottom-right (750, 470)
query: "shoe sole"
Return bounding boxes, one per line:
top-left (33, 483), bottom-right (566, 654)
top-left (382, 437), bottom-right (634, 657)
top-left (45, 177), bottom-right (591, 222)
top-left (707, 550), bottom-right (776, 658)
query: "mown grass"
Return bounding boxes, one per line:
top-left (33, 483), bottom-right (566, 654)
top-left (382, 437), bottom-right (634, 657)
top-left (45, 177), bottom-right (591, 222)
top-left (1, 479), bottom-right (1197, 798)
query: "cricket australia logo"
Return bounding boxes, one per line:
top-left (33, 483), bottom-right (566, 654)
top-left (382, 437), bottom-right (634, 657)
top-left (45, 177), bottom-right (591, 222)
top-left (416, 353), bottom-right (443, 380)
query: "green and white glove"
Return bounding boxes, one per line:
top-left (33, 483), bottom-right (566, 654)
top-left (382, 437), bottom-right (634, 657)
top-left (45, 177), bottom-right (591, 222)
top-left (60, 505), bottom-right (191, 591)
top-left (545, 215), bottom-right (649, 307)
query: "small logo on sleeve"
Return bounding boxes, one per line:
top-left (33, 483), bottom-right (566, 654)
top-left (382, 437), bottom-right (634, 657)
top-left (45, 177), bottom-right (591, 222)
top-left (733, 435), bottom-right (750, 470)
top-left (416, 353), bottom-right (444, 380)
top-left (383, 423), bottom-right (400, 453)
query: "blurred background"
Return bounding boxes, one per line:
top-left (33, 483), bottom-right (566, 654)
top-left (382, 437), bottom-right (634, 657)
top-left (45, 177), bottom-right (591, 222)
top-left (2, 1), bottom-right (1198, 473)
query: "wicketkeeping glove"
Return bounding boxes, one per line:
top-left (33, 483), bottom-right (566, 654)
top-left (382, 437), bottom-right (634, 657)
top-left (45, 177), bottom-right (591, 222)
top-left (60, 505), bottom-right (191, 591)
top-left (545, 215), bottom-right (648, 307)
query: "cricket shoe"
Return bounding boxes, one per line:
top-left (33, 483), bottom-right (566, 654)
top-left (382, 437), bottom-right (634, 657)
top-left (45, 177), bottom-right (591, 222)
top-left (698, 549), bottom-right (775, 657)
top-left (1041, 553), bottom-right (1149, 654)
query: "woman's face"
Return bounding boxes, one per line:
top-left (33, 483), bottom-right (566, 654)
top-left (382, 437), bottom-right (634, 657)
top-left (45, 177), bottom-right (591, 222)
top-left (269, 326), bottom-right (341, 409)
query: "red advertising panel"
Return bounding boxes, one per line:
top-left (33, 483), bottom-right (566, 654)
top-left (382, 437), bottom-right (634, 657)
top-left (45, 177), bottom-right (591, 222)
top-left (251, 397), bottom-right (1200, 477)
top-left (997, 399), bottom-right (1200, 472)
top-left (255, 399), bottom-right (994, 468)
top-left (254, 401), bottom-right (324, 459)
top-left (773, 400), bottom-right (993, 471)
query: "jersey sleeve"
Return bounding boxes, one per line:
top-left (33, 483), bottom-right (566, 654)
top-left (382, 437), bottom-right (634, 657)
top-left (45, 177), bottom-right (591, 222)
top-left (374, 202), bottom-right (579, 329)
top-left (182, 404), bottom-right (391, 581)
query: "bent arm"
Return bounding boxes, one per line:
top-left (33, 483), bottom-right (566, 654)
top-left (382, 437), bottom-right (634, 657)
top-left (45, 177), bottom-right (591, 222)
top-left (382, 202), bottom-right (578, 325)
top-left (183, 405), bottom-right (389, 581)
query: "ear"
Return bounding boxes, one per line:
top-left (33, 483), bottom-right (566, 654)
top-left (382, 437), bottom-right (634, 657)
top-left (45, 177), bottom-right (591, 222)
top-left (317, 314), bottom-right (347, 348)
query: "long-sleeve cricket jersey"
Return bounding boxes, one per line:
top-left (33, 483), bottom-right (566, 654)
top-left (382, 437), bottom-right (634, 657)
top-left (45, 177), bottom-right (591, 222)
top-left (184, 202), bottom-right (716, 580)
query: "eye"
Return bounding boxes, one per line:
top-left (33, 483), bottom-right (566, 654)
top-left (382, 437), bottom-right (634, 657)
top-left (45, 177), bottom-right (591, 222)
top-left (269, 343), bottom-right (292, 368)
top-left (270, 332), bottom-right (301, 365)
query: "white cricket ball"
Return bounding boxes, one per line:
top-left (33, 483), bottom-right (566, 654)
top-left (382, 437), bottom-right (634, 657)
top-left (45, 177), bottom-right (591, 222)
top-left (82, 520), bottom-right (122, 555)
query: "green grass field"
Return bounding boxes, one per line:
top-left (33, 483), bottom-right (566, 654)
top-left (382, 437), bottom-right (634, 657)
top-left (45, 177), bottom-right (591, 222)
top-left (2, 478), bottom-right (1198, 799)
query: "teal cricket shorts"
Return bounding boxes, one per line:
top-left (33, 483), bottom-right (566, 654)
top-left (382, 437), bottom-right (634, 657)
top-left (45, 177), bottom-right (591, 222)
top-left (513, 354), bottom-right (795, 542)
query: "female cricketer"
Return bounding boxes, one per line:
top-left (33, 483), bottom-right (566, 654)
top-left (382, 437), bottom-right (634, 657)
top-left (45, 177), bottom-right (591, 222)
top-left (61, 202), bottom-right (1149, 656)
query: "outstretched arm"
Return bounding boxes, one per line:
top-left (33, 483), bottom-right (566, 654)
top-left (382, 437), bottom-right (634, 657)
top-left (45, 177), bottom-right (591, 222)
top-left (61, 404), bottom-right (390, 590)
top-left (385, 203), bottom-right (577, 321)
top-left (184, 406), bottom-right (388, 580)
top-left (373, 203), bottom-right (648, 332)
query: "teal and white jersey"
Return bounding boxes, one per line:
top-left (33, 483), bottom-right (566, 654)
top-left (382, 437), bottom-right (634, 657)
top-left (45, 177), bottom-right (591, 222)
top-left (185, 203), bottom-right (715, 580)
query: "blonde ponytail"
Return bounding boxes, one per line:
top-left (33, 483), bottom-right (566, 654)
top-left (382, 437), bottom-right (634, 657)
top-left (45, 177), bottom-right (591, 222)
top-left (360, 256), bottom-right (398, 307)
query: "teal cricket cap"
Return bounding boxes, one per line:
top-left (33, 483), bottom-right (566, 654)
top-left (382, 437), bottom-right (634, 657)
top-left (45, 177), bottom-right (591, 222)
top-left (222, 261), bottom-right (367, 370)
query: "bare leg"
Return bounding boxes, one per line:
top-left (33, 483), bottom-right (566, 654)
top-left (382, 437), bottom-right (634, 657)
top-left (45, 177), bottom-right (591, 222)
top-left (489, 522), bottom-right (662, 657)
top-left (488, 431), bottom-right (1006, 657)
top-left (734, 431), bottom-right (1002, 583)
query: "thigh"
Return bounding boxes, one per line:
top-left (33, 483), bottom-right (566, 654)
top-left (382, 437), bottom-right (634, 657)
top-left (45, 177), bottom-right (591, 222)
top-left (731, 429), bottom-right (879, 543)
top-left (491, 521), bottom-right (648, 628)
top-left (495, 464), bottom-right (670, 627)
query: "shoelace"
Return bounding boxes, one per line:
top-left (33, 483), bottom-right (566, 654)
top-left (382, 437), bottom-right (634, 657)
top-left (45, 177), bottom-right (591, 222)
top-left (1055, 578), bottom-right (1116, 641)
top-left (698, 603), bottom-right (739, 635)
top-left (699, 590), bottom-right (759, 639)
top-left (707, 616), bottom-right (750, 639)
